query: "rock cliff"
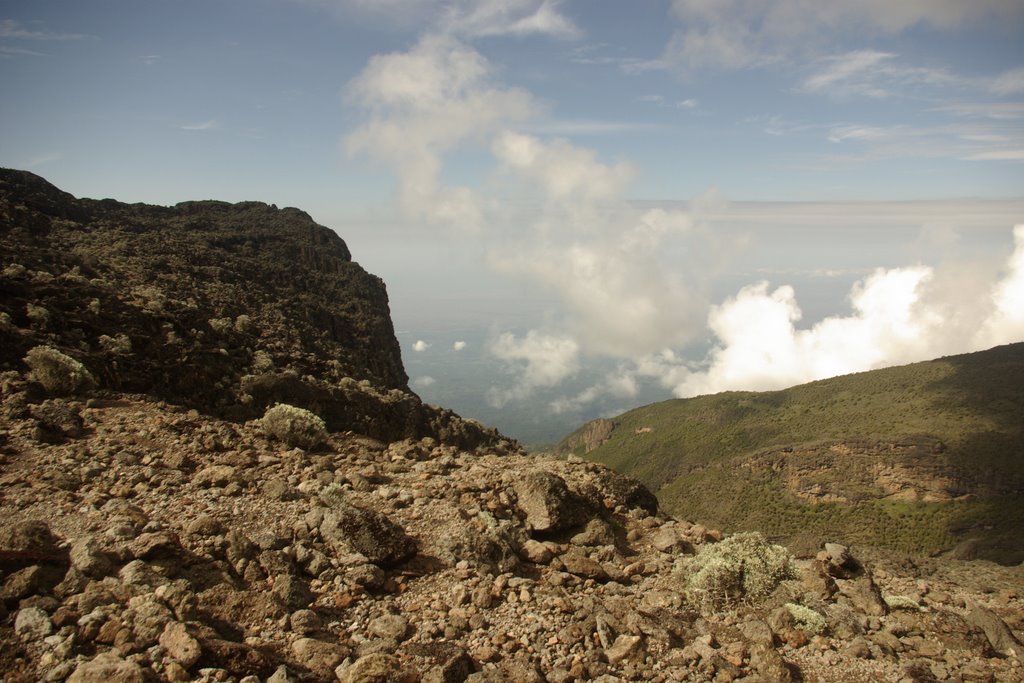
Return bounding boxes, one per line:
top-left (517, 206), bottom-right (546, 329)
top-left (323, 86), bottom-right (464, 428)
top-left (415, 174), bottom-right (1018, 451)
top-left (0, 169), bottom-right (507, 450)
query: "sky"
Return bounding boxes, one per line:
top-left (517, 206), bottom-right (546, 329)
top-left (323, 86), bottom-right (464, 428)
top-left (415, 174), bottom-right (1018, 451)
top-left (2, 1), bottom-right (1024, 444)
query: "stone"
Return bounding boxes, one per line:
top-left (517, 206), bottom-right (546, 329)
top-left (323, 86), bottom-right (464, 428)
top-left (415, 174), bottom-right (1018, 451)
top-left (291, 637), bottom-right (347, 678)
top-left (604, 634), bottom-right (642, 664)
top-left (838, 575), bottom-right (889, 616)
top-left (649, 527), bottom-right (691, 554)
top-left (571, 518), bottom-right (617, 547)
top-left (69, 537), bottom-right (114, 578)
top-left (519, 539), bottom-right (554, 564)
top-left (513, 470), bottom-right (591, 532)
top-left (749, 644), bottom-right (793, 682)
top-left (290, 609), bottom-right (322, 635)
top-left (336, 652), bottom-right (403, 683)
top-left (368, 613), bottom-right (410, 642)
top-left (266, 665), bottom-right (298, 683)
top-left (320, 503), bottom-right (416, 567)
top-left (130, 530), bottom-right (181, 560)
top-left (193, 464), bottom-right (239, 487)
top-left (820, 542), bottom-right (862, 579)
top-left (14, 606), bottom-right (53, 640)
top-left (160, 621), bottom-right (202, 670)
top-left (560, 554), bottom-right (609, 581)
top-left (843, 637), bottom-right (873, 659)
top-left (66, 652), bottom-right (145, 683)
top-left (272, 574), bottom-right (314, 610)
top-left (966, 603), bottom-right (1022, 657)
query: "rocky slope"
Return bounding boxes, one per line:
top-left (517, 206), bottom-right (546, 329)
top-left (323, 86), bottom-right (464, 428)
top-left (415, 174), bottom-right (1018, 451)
top-left (560, 344), bottom-right (1024, 564)
top-left (0, 169), bottom-right (507, 449)
top-left (1, 172), bottom-right (1022, 682)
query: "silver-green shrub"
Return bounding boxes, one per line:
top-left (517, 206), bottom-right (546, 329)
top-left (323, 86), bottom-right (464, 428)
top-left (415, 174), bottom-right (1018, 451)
top-left (260, 403), bottom-right (328, 450)
top-left (785, 603), bottom-right (827, 634)
top-left (23, 345), bottom-right (95, 395)
top-left (682, 531), bottom-right (796, 614)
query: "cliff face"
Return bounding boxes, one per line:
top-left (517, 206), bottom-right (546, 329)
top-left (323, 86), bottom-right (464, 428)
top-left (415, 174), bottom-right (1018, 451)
top-left (0, 169), bottom-right (506, 449)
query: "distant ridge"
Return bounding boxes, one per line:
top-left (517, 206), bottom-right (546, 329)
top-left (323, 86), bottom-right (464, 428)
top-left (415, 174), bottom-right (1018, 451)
top-left (559, 343), bottom-right (1024, 564)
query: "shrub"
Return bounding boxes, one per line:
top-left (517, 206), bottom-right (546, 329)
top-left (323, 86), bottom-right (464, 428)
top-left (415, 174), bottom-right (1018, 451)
top-left (785, 603), bottom-right (827, 634)
top-left (260, 403), bottom-right (328, 450)
top-left (23, 346), bottom-right (95, 395)
top-left (883, 594), bottom-right (922, 611)
top-left (682, 531), bottom-right (796, 614)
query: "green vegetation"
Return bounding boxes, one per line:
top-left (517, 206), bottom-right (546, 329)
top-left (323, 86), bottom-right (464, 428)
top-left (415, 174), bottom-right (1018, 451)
top-left (260, 403), bottom-right (328, 450)
top-left (680, 531), bottom-right (796, 615)
top-left (561, 343), bottom-right (1024, 563)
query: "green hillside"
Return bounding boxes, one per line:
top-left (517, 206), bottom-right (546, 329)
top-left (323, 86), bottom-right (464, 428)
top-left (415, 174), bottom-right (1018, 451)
top-left (560, 343), bottom-right (1024, 564)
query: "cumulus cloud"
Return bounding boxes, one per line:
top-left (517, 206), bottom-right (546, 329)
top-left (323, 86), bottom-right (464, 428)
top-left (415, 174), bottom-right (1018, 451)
top-left (412, 339), bottom-right (430, 352)
top-left (655, 225), bottom-right (1024, 398)
top-left (413, 375), bottom-right (436, 388)
top-left (486, 331), bottom-right (579, 407)
top-left (452, 340), bottom-right (467, 351)
top-left (345, 34), bottom-right (535, 231)
top-left (488, 133), bottom-right (703, 357)
top-left (975, 225), bottom-right (1024, 348)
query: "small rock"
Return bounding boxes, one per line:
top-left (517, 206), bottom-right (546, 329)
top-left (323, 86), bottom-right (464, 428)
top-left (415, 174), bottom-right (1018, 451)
top-left (66, 652), bottom-right (145, 683)
top-left (337, 652), bottom-right (403, 683)
top-left (519, 539), bottom-right (554, 564)
top-left (69, 538), bottom-right (114, 578)
top-left (289, 609), bottom-right (322, 635)
top-left (368, 613), bottom-right (410, 642)
top-left (291, 637), bottom-right (347, 679)
top-left (560, 554), bottom-right (608, 581)
top-left (158, 621), bottom-right (201, 670)
top-left (14, 606), bottom-right (53, 640)
top-left (604, 634), bottom-right (642, 665)
top-left (571, 518), bottom-right (617, 547)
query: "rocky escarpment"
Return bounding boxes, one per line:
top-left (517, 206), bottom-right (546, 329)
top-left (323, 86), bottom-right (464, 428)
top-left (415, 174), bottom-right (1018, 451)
top-left (0, 169), bottom-right (507, 449)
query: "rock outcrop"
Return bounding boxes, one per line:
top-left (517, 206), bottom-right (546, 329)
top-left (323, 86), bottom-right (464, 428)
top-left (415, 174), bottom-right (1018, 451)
top-left (0, 169), bottom-right (509, 450)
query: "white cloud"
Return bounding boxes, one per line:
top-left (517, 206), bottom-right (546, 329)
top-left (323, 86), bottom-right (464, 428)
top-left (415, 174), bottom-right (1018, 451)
top-left (412, 339), bottom-right (430, 352)
top-left (452, 340), bottom-right (467, 351)
top-left (179, 119), bottom-right (220, 131)
top-left (487, 331), bottom-right (579, 407)
top-left (975, 225), bottom-right (1024, 348)
top-left (658, 1), bottom-right (1024, 75)
top-left (492, 131), bottom-right (635, 203)
top-left (990, 67), bottom-right (1024, 95)
top-left (302, 0), bottom-right (578, 39)
top-left (413, 375), bottom-right (436, 388)
top-left (0, 19), bottom-right (92, 41)
top-left (442, 0), bottom-right (580, 39)
top-left (963, 149), bottom-right (1024, 161)
top-left (661, 225), bottom-right (1024, 398)
top-left (345, 33), bottom-right (535, 232)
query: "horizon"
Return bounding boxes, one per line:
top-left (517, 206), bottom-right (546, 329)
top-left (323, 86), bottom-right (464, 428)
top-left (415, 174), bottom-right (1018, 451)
top-left (2, 1), bottom-right (1023, 444)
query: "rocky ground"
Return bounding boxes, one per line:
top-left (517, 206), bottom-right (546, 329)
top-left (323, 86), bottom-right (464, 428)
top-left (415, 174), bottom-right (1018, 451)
top-left (1, 378), bottom-right (1022, 682)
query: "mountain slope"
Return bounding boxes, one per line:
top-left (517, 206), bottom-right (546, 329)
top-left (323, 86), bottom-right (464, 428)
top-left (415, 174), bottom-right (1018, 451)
top-left (560, 344), bottom-right (1024, 563)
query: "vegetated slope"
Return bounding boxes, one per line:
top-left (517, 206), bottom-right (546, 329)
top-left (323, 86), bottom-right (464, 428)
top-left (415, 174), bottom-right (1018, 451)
top-left (560, 343), bottom-right (1024, 564)
top-left (0, 169), bottom-right (509, 449)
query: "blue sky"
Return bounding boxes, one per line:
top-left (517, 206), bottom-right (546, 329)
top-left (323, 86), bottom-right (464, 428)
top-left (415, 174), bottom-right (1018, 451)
top-left (3, 1), bottom-right (1024, 443)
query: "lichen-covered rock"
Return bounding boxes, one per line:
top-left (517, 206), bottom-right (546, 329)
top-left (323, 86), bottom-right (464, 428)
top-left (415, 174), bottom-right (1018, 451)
top-left (320, 503), bottom-right (416, 567)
